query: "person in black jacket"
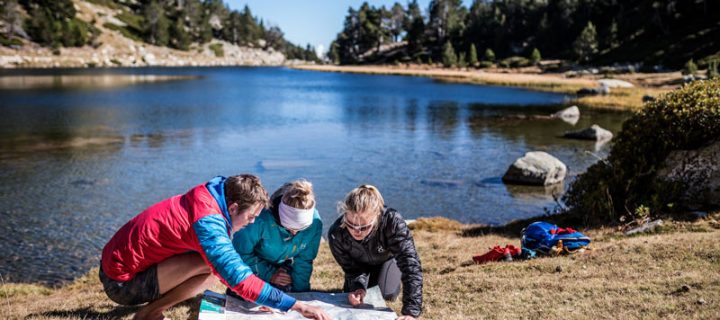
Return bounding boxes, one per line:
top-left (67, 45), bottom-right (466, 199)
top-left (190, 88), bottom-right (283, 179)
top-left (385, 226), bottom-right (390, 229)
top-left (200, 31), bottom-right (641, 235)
top-left (328, 185), bottom-right (422, 319)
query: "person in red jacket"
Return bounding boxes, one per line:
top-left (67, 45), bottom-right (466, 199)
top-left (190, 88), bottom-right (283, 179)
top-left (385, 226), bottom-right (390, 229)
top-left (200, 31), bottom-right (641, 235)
top-left (100, 174), bottom-right (329, 320)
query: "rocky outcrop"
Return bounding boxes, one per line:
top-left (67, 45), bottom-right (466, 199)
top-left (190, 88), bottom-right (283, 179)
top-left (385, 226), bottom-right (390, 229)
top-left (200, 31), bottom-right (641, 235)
top-left (562, 124), bottom-right (613, 141)
top-left (656, 140), bottom-right (720, 209)
top-left (502, 151), bottom-right (567, 186)
top-left (0, 1), bottom-right (289, 68)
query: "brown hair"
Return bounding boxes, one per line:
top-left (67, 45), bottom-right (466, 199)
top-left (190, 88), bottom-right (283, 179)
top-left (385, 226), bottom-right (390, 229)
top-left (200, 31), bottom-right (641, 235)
top-left (337, 184), bottom-right (385, 222)
top-left (271, 179), bottom-right (316, 210)
top-left (224, 174), bottom-right (269, 212)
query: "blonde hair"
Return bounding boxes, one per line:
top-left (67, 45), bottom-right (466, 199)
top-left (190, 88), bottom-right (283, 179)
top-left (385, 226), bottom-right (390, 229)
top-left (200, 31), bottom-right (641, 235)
top-left (271, 179), bottom-right (315, 210)
top-left (337, 184), bottom-right (385, 220)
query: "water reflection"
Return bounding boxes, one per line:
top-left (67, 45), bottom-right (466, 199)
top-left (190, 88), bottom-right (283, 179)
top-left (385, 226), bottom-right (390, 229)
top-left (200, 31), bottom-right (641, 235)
top-left (0, 74), bottom-right (200, 90)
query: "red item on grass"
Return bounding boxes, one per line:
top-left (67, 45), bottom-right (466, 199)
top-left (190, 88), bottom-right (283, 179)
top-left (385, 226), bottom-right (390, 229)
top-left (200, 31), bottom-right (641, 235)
top-left (473, 245), bottom-right (522, 264)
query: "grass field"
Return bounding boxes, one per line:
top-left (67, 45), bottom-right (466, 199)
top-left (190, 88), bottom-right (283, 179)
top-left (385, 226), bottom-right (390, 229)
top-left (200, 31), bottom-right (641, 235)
top-left (2, 215), bottom-right (719, 320)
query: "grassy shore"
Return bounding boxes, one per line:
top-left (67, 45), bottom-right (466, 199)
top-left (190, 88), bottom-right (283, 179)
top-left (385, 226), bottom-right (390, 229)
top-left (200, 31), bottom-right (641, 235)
top-left (2, 214), bottom-right (719, 319)
top-left (292, 64), bottom-right (675, 111)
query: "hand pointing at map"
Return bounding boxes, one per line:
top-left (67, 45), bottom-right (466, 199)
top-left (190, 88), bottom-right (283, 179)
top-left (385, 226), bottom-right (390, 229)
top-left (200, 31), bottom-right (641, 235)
top-left (348, 288), bottom-right (366, 306)
top-left (290, 301), bottom-right (331, 320)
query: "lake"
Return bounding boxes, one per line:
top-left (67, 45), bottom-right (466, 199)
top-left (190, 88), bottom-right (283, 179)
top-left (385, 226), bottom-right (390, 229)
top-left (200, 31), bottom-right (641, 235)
top-left (0, 67), bottom-right (629, 284)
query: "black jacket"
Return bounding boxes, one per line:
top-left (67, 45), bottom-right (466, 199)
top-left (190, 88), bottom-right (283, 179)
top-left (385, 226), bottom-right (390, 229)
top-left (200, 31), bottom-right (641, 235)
top-left (328, 208), bottom-right (423, 317)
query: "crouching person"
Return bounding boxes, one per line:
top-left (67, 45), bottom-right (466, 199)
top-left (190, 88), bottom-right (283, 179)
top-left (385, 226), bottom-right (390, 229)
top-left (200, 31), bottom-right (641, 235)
top-left (328, 185), bottom-right (423, 320)
top-left (100, 175), bottom-right (329, 320)
top-left (231, 179), bottom-right (322, 294)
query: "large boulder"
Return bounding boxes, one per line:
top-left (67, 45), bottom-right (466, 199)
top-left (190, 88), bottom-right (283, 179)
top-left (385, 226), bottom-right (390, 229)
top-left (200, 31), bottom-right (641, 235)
top-left (562, 124), bottom-right (613, 141)
top-left (502, 151), bottom-right (567, 186)
top-left (656, 140), bottom-right (720, 209)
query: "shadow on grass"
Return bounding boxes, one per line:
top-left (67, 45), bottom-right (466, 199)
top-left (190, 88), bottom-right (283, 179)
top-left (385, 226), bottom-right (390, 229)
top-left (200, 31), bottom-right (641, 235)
top-left (460, 213), bottom-right (584, 238)
top-left (27, 305), bottom-right (139, 319)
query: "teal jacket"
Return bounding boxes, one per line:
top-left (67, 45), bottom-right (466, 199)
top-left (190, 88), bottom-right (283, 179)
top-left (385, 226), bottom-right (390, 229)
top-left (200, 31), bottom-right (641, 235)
top-left (232, 204), bottom-right (322, 292)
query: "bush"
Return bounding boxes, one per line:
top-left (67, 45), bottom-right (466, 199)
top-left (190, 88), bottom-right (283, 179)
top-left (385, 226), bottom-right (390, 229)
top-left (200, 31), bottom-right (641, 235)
top-left (682, 59), bottom-right (698, 75)
top-left (530, 48), bottom-right (541, 65)
top-left (483, 48), bottom-right (495, 62)
top-left (709, 60), bottom-right (719, 79)
top-left (442, 41), bottom-right (457, 68)
top-left (564, 79), bottom-right (720, 225)
top-left (209, 43), bottom-right (224, 57)
top-left (499, 56), bottom-right (531, 68)
top-left (477, 61), bottom-right (494, 68)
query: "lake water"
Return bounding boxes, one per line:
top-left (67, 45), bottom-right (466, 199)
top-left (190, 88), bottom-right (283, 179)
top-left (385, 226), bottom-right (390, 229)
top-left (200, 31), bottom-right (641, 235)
top-left (0, 67), bottom-right (630, 284)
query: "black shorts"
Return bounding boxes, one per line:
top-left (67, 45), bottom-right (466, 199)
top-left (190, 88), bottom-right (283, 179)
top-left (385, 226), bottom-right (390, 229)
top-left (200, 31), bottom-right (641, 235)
top-left (99, 265), bottom-right (160, 306)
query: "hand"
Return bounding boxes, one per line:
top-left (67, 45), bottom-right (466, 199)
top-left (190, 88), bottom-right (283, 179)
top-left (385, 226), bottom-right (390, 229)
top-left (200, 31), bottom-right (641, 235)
top-left (397, 316), bottom-right (417, 320)
top-left (290, 302), bottom-right (330, 320)
top-left (347, 288), bottom-right (366, 307)
top-left (270, 269), bottom-right (292, 287)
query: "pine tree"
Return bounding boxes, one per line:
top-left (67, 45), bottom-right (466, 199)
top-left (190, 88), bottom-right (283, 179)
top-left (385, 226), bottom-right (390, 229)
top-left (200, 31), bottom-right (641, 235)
top-left (530, 48), bottom-right (541, 65)
top-left (573, 21), bottom-right (598, 63)
top-left (144, 0), bottom-right (169, 46)
top-left (458, 51), bottom-right (467, 68)
top-left (468, 43), bottom-right (478, 67)
top-left (682, 59), bottom-right (697, 75)
top-left (709, 60), bottom-right (719, 79)
top-left (442, 41), bottom-right (457, 68)
top-left (484, 48), bottom-right (495, 62)
top-left (170, 18), bottom-right (190, 50)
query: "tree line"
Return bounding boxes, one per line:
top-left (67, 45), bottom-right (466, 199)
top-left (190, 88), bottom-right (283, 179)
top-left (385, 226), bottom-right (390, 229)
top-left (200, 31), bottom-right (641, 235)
top-left (329, 0), bottom-right (720, 68)
top-left (0, 0), bottom-right (319, 62)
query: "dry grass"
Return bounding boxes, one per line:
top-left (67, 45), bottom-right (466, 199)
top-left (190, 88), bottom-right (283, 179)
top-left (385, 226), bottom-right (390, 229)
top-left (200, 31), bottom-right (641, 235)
top-left (292, 65), bottom-right (676, 111)
top-left (2, 217), bottom-right (719, 320)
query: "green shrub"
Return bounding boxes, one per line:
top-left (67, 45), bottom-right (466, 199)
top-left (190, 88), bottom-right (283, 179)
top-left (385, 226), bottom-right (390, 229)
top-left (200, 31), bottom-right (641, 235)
top-left (483, 48), bottom-right (495, 62)
top-left (442, 41), bottom-right (457, 68)
top-left (477, 61), bottom-right (494, 68)
top-left (209, 43), bottom-right (224, 57)
top-left (499, 56), bottom-right (531, 68)
top-left (103, 22), bottom-right (143, 42)
top-left (682, 59), bottom-right (698, 75)
top-left (530, 48), bottom-right (541, 65)
top-left (709, 60), bottom-right (719, 79)
top-left (564, 79), bottom-right (720, 225)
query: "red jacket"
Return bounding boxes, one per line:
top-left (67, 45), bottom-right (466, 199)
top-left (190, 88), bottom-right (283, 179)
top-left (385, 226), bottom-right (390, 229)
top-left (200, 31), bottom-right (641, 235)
top-left (101, 177), bottom-right (295, 310)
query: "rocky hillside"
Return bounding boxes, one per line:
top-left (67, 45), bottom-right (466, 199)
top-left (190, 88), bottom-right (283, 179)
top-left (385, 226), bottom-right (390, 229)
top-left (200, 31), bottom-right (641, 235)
top-left (0, 0), bottom-right (309, 68)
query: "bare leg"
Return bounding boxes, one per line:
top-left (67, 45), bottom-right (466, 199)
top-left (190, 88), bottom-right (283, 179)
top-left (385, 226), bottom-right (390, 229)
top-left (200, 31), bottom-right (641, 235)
top-left (134, 253), bottom-right (213, 320)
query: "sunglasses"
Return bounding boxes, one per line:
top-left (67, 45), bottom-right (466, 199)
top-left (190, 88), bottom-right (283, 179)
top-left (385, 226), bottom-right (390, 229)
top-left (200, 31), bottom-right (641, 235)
top-left (343, 216), bottom-right (377, 233)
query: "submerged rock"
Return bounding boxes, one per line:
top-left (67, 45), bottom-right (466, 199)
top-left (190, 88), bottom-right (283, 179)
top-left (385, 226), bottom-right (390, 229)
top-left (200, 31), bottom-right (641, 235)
top-left (502, 151), bottom-right (567, 186)
top-left (562, 124), bottom-right (613, 141)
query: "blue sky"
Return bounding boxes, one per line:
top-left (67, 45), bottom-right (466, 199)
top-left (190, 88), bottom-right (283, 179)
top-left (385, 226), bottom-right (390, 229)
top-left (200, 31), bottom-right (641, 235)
top-left (226, 1), bottom-right (471, 54)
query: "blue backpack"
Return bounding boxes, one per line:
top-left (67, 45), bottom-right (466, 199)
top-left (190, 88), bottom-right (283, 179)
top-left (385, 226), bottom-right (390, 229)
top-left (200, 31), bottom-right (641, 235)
top-left (521, 222), bottom-right (591, 255)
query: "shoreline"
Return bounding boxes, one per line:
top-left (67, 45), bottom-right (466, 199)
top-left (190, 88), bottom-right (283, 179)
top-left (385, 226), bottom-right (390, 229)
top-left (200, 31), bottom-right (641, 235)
top-left (3, 215), bottom-right (718, 319)
top-left (292, 64), bottom-right (677, 111)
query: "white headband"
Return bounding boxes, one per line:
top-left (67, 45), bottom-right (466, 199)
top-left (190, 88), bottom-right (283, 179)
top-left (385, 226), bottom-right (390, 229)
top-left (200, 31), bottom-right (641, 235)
top-left (279, 201), bottom-right (315, 231)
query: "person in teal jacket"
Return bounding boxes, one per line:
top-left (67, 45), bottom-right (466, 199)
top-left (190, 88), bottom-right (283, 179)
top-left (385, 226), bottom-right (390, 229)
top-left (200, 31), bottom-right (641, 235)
top-left (231, 179), bottom-right (323, 293)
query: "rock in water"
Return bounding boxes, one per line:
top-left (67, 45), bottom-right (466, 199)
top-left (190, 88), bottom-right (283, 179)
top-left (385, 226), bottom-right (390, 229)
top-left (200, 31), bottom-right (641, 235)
top-left (502, 151), bottom-right (567, 186)
top-left (656, 140), bottom-right (720, 208)
top-left (551, 106), bottom-right (580, 120)
top-left (562, 124), bottom-right (613, 141)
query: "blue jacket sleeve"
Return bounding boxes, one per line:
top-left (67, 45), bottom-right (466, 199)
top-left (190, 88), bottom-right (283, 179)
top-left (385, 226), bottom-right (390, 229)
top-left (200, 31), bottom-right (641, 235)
top-left (193, 214), bottom-right (296, 311)
top-left (290, 219), bottom-right (323, 292)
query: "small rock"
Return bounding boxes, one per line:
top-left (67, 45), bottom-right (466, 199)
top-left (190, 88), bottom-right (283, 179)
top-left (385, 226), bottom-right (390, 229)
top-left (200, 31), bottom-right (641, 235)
top-left (562, 124), bottom-right (613, 141)
top-left (551, 106), bottom-right (580, 120)
top-left (697, 298), bottom-right (706, 305)
top-left (598, 79), bottom-right (635, 88)
top-left (681, 284), bottom-right (691, 292)
top-left (555, 265), bottom-right (563, 273)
